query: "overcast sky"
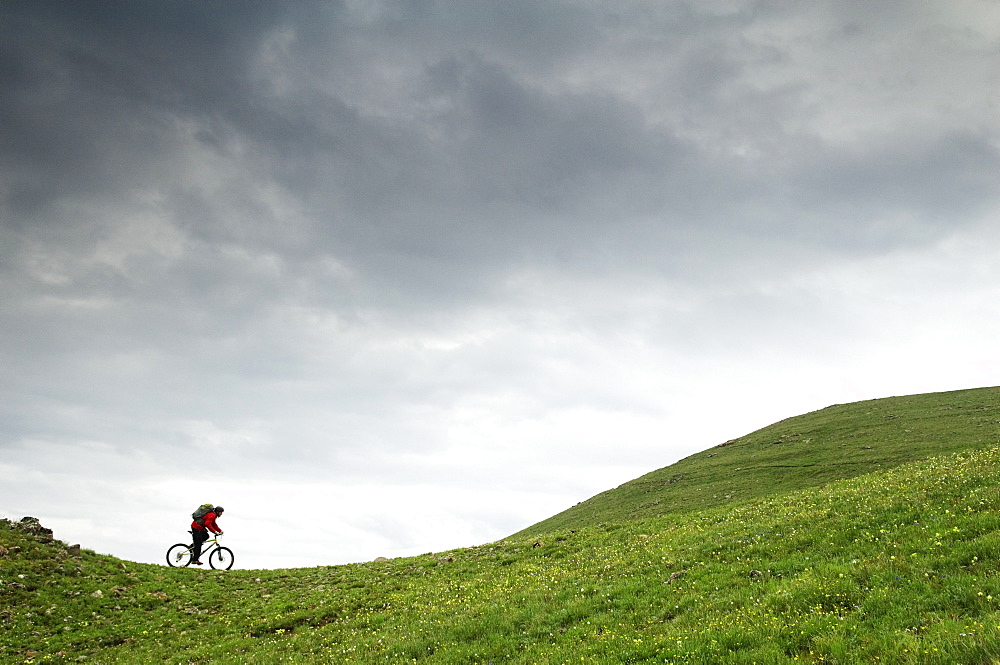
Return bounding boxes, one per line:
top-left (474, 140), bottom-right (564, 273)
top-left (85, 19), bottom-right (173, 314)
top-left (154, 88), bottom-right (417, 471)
top-left (2, 1), bottom-right (999, 569)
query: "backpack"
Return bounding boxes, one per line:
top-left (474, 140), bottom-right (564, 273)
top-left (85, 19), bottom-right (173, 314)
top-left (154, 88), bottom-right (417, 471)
top-left (192, 503), bottom-right (214, 526)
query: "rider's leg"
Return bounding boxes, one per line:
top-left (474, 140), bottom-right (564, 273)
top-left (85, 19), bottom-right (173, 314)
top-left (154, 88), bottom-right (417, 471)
top-left (191, 529), bottom-right (208, 563)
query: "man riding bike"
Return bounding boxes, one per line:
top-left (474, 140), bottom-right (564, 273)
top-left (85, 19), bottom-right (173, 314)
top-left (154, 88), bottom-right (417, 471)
top-left (190, 505), bottom-right (224, 565)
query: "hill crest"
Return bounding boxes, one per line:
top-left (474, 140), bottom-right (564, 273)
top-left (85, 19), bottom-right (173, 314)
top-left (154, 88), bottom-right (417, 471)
top-left (513, 386), bottom-right (1000, 537)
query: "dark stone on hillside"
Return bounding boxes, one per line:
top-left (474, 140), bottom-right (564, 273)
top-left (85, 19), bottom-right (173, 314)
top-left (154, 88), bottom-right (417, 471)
top-left (67, 544), bottom-right (81, 557)
top-left (17, 516), bottom-right (54, 542)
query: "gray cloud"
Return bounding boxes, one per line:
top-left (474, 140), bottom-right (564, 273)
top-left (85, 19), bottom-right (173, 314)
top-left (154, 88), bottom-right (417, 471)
top-left (3, 0), bottom-right (1000, 567)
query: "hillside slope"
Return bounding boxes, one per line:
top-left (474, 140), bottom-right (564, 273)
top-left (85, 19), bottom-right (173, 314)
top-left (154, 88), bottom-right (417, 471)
top-left (4, 387), bottom-right (1000, 663)
top-left (4, 445), bottom-right (1000, 663)
top-left (513, 386), bottom-right (1000, 538)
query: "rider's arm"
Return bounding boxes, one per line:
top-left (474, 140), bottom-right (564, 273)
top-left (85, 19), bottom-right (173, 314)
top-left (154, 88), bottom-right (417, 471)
top-left (205, 513), bottom-right (223, 534)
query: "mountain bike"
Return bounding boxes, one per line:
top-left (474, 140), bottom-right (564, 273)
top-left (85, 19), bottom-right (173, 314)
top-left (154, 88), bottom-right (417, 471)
top-left (166, 533), bottom-right (234, 570)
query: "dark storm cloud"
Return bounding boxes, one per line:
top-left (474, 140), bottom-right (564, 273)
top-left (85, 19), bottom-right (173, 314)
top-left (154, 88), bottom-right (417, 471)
top-left (1, 3), bottom-right (669, 323)
top-left (3, 0), bottom-right (998, 383)
top-left (7, 0), bottom-right (996, 296)
top-left (1, 2), bottom-right (272, 212)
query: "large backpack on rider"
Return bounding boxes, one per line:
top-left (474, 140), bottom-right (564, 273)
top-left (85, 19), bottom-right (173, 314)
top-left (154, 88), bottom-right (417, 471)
top-left (192, 503), bottom-right (214, 526)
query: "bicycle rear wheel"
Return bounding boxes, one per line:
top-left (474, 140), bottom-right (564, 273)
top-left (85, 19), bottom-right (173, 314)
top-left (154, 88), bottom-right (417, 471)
top-left (209, 546), bottom-right (234, 570)
top-left (166, 543), bottom-right (192, 567)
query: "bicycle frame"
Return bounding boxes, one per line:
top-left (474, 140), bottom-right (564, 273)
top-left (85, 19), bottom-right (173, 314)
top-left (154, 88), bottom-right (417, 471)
top-left (197, 535), bottom-right (223, 554)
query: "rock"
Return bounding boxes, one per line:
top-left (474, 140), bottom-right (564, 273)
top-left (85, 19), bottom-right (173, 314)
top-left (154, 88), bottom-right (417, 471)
top-left (373, 556), bottom-right (389, 562)
top-left (665, 570), bottom-right (686, 585)
top-left (17, 517), bottom-right (54, 542)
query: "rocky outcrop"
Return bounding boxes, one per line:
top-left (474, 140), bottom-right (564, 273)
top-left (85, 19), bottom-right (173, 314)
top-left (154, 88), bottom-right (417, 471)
top-left (16, 516), bottom-right (54, 542)
top-left (1, 516), bottom-right (81, 555)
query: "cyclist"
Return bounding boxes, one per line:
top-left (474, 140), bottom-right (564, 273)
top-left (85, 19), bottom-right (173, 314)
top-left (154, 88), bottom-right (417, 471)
top-left (190, 505), bottom-right (224, 565)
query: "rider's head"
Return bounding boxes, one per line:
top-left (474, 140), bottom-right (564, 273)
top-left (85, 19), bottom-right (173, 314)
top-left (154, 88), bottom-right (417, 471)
top-left (214, 506), bottom-right (224, 514)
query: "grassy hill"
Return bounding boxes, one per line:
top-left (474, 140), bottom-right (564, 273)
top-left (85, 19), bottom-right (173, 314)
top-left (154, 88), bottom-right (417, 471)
top-left (514, 386), bottom-right (1000, 537)
top-left (3, 387), bottom-right (1000, 664)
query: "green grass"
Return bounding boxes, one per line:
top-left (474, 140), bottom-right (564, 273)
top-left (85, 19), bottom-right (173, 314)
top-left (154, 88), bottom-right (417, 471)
top-left (4, 387), bottom-right (1000, 663)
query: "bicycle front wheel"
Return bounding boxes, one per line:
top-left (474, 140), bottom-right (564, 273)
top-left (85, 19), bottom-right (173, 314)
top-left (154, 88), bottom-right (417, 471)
top-left (166, 543), bottom-right (192, 567)
top-left (209, 546), bottom-right (234, 570)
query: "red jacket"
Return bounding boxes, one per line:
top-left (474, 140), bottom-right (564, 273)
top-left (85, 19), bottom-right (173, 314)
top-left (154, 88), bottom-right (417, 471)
top-left (191, 511), bottom-right (222, 534)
